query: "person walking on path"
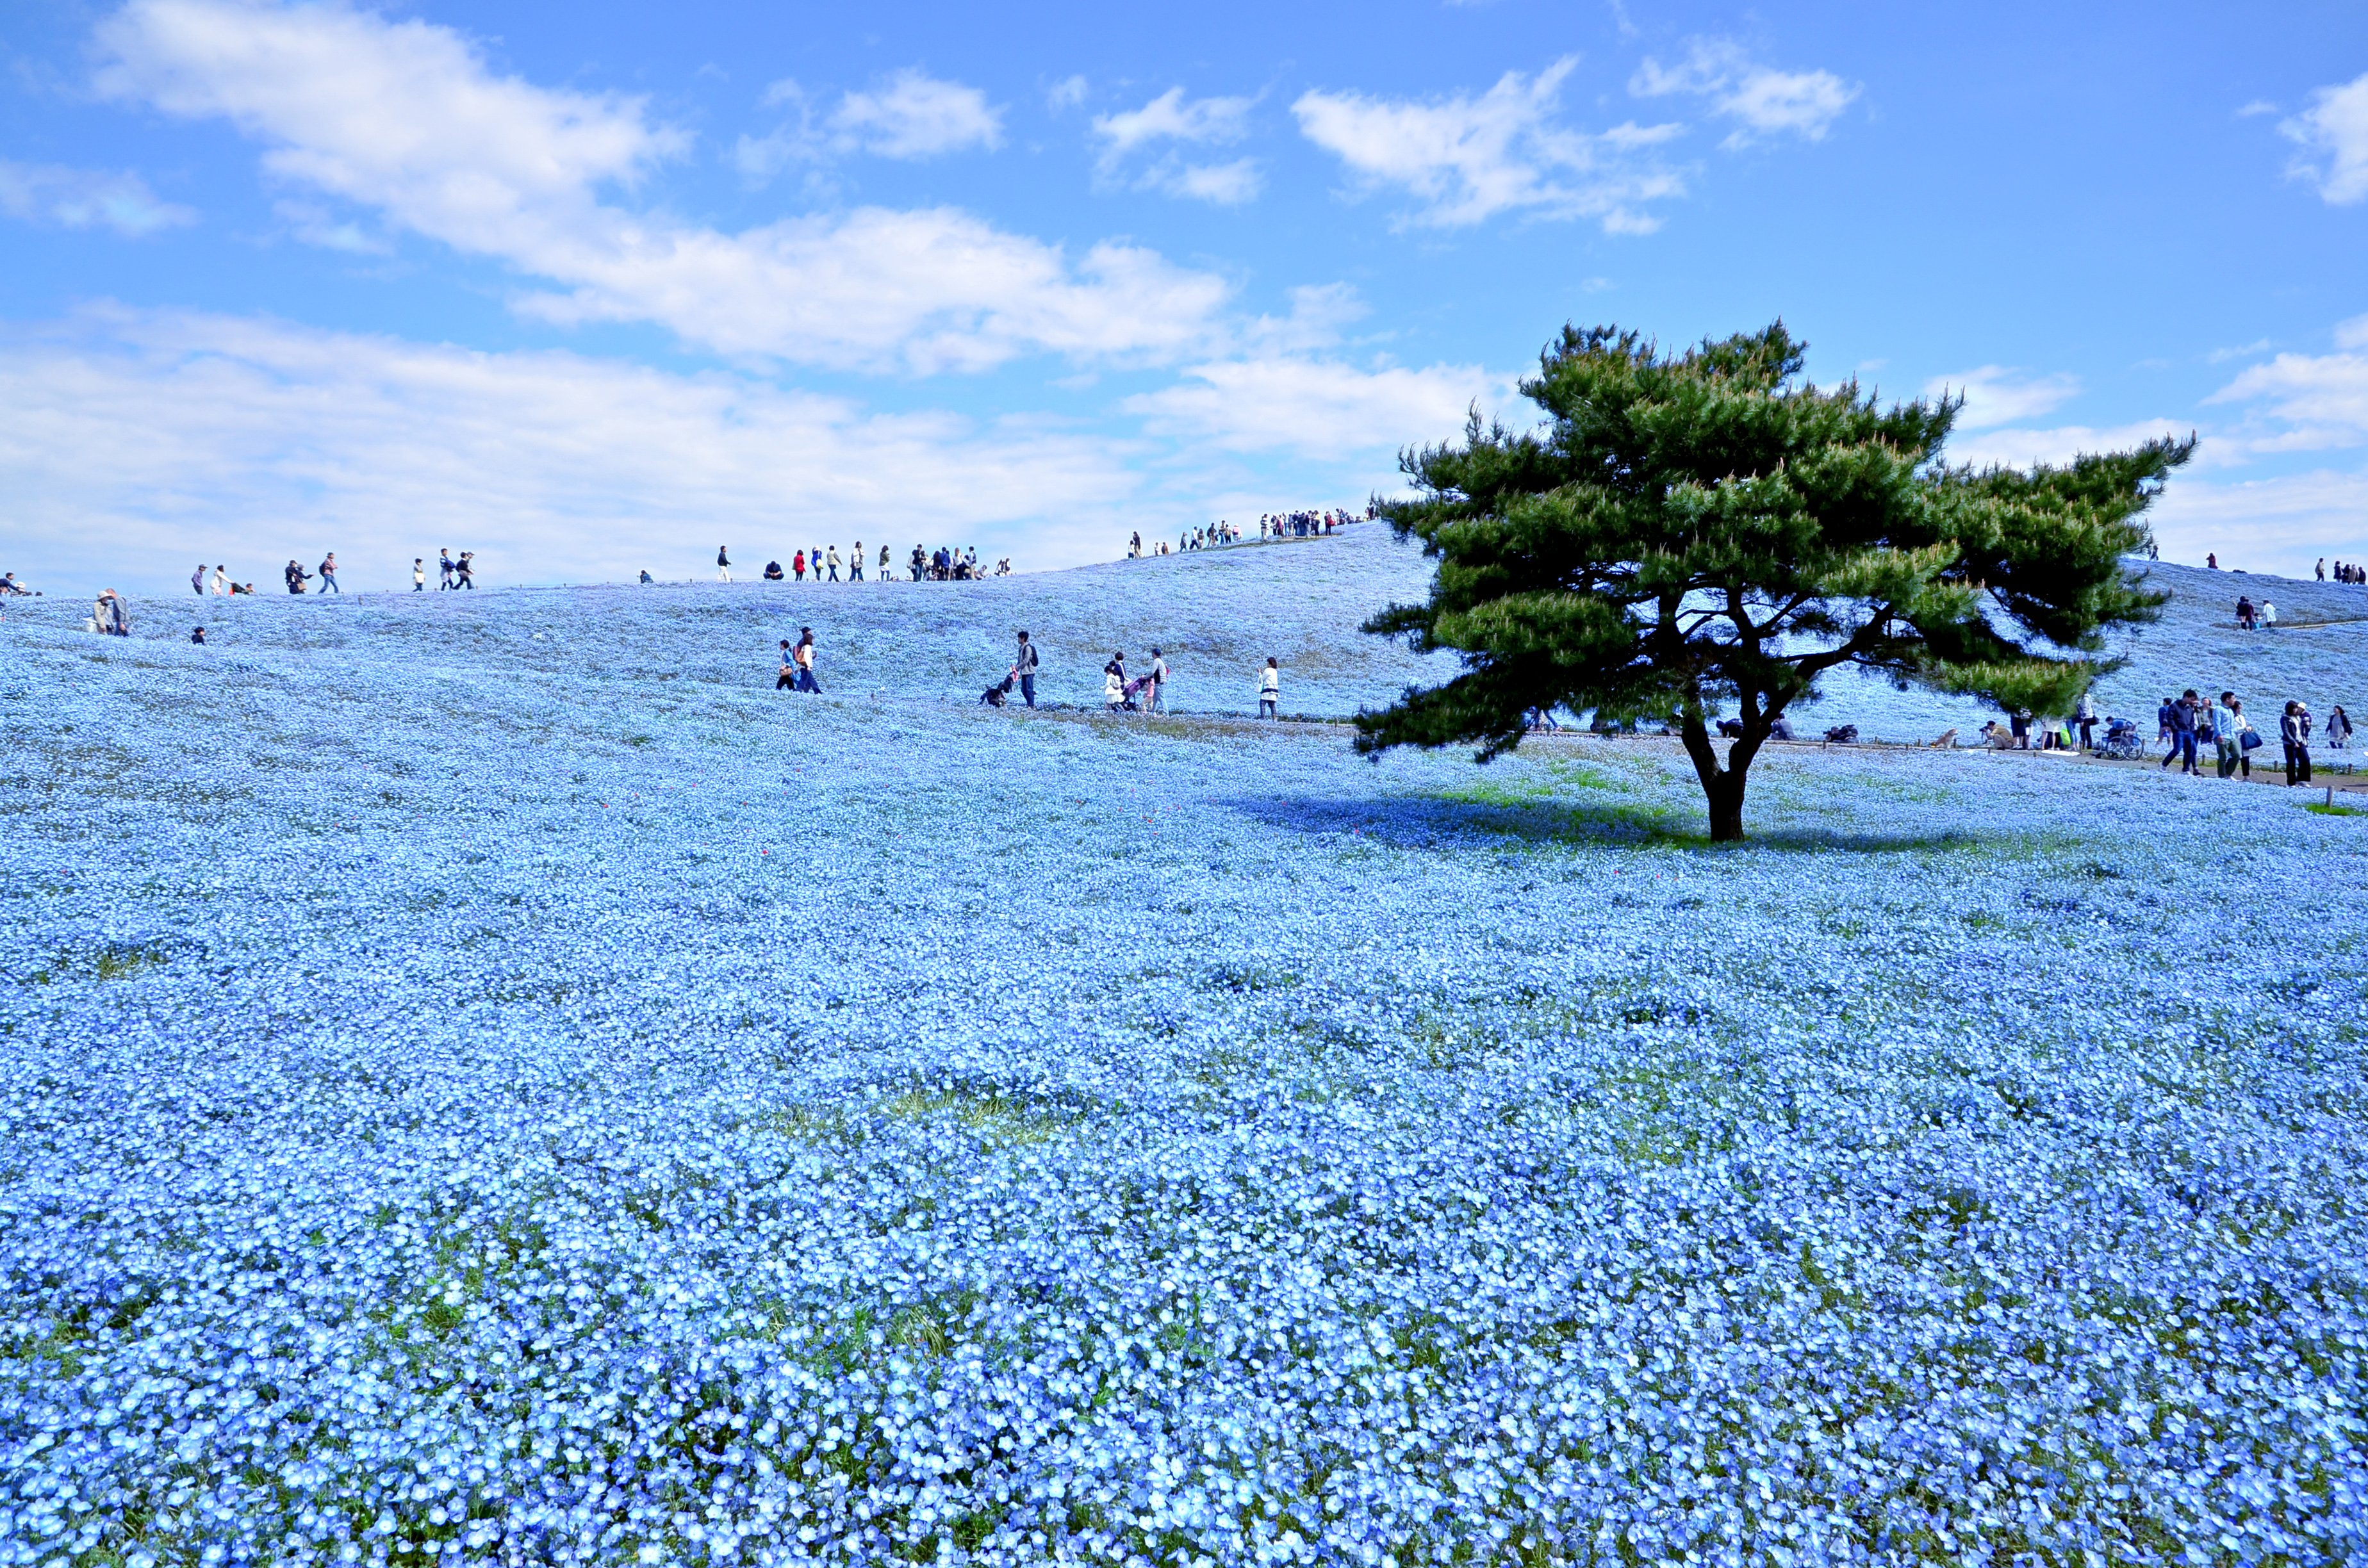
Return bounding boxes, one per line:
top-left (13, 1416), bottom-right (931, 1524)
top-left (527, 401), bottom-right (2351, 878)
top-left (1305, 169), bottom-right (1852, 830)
top-left (2164, 690), bottom-right (2199, 774)
top-left (318, 553), bottom-right (340, 594)
top-left (211, 565), bottom-right (228, 596)
top-left (789, 627), bottom-right (821, 692)
top-left (2214, 692), bottom-right (2242, 779)
top-left (1149, 648), bottom-right (1169, 714)
top-left (2317, 558), bottom-right (2326, 581)
top-left (718, 546), bottom-right (732, 584)
top-left (2328, 705), bottom-right (2353, 751)
top-left (2230, 698), bottom-right (2258, 779)
top-left (191, 563), bottom-right (206, 594)
top-left (850, 541), bottom-right (865, 583)
top-left (285, 559), bottom-right (311, 594)
top-left (455, 552), bottom-right (476, 589)
top-left (1014, 630), bottom-right (1039, 708)
top-left (2156, 695), bottom-right (2176, 761)
top-left (2261, 600), bottom-right (2278, 630)
top-left (2282, 701), bottom-right (2313, 786)
top-left (776, 640), bottom-right (797, 690)
top-left (793, 550), bottom-right (806, 582)
top-left (413, 559), bottom-right (425, 591)
top-left (826, 546), bottom-right (841, 582)
top-left (439, 550), bottom-right (456, 589)
top-left (1259, 657), bottom-right (1279, 719)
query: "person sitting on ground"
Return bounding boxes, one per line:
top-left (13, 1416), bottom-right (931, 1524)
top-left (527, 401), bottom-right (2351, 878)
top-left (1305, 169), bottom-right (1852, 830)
top-left (1768, 716), bottom-right (1795, 740)
top-left (764, 560), bottom-right (784, 582)
top-left (90, 589), bottom-right (130, 636)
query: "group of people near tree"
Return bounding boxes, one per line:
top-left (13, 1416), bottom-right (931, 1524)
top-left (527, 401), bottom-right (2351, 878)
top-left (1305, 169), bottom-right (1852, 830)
top-left (2155, 689), bottom-right (2347, 785)
top-left (723, 544), bottom-right (1009, 584)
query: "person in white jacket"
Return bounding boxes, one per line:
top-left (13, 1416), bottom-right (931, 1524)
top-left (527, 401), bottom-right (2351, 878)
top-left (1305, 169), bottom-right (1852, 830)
top-left (1259, 658), bottom-right (1279, 719)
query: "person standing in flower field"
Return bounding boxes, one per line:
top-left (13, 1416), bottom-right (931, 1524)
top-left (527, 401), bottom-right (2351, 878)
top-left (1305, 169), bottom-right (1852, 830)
top-left (191, 563), bottom-right (206, 594)
top-left (878, 543), bottom-right (891, 582)
top-left (412, 558), bottom-right (425, 591)
top-left (717, 546), bottom-right (732, 583)
top-left (826, 546), bottom-right (841, 582)
top-left (776, 640), bottom-right (796, 690)
top-left (1259, 658), bottom-right (1279, 719)
top-left (1014, 630), bottom-right (1039, 708)
top-left (284, 559), bottom-right (310, 594)
top-left (850, 541), bottom-right (865, 583)
top-left (1149, 647), bottom-right (1169, 714)
top-left (2282, 701), bottom-right (2313, 785)
top-left (792, 627), bottom-right (820, 693)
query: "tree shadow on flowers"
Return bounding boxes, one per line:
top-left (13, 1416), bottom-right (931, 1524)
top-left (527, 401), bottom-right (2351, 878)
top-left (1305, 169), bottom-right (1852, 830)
top-left (1228, 791), bottom-right (1982, 854)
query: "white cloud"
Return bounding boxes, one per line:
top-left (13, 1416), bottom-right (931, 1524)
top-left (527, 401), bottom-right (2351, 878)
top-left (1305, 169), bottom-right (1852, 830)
top-left (1090, 88), bottom-right (1262, 205)
top-left (1631, 38), bottom-right (1857, 147)
top-left (2210, 336), bottom-right (2368, 453)
top-left (1124, 355), bottom-right (1508, 459)
top-left (828, 69), bottom-right (1002, 158)
top-left (2148, 466), bottom-right (2368, 571)
top-left (1046, 74), bottom-right (1089, 113)
top-left (95, 0), bottom-right (1228, 373)
top-left (1925, 366), bottom-right (2082, 430)
top-left (1092, 87), bottom-right (1255, 157)
top-left (0, 307), bottom-right (1142, 591)
top-left (0, 158), bottom-right (193, 234)
top-left (1941, 419), bottom-right (2192, 472)
top-left (2280, 70), bottom-right (2368, 203)
top-left (1293, 57), bottom-right (1684, 230)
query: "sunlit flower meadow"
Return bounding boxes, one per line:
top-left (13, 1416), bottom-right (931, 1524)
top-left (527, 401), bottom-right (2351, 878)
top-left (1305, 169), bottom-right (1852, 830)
top-left (3, 535), bottom-right (2364, 1566)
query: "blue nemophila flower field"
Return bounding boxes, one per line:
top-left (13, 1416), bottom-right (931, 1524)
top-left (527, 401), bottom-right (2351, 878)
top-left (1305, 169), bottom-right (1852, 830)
top-left (3, 534), bottom-right (2365, 1567)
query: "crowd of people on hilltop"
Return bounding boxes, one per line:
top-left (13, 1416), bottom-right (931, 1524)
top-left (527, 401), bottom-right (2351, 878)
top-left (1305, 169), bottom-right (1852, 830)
top-left (2315, 558), bottom-right (2365, 585)
top-left (1126, 507), bottom-right (1370, 559)
top-left (723, 543), bottom-right (1008, 584)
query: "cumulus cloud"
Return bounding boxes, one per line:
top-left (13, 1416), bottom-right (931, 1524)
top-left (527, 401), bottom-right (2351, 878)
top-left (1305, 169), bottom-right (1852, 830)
top-left (1294, 58), bottom-right (1684, 231)
top-left (1090, 88), bottom-right (1262, 204)
top-left (1925, 366), bottom-right (2082, 430)
top-left (1124, 355), bottom-right (1509, 459)
top-left (0, 308), bottom-right (1143, 590)
top-left (2280, 70), bottom-right (2368, 203)
top-left (2148, 466), bottom-right (2368, 569)
top-left (1630, 38), bottom-right (1857, 147)
top-left (94, 0), bottom-right (1228, 373)
top-left (0, 157), bottom-right (193, 234)
top-left (2209, 331), bottom-right (2368, 453)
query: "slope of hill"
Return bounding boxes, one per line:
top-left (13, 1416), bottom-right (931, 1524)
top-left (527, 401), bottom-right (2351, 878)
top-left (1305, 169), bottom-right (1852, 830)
top-left (12, 527), bottom-right (2360, 740)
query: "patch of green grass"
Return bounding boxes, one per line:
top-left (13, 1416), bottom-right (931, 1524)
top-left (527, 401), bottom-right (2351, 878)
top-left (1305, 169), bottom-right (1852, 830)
top-left (2304, 800), bottom-right (2364, 817)
top-left (883, 1086), bottom-right (1069, 1147)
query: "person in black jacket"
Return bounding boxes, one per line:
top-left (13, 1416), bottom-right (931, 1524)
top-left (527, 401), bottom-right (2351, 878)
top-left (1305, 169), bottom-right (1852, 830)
top-left (2282, 701), bottom-right (2313, 786)
top-left (2164, 690), bottom-right (2199, 775)
top-left (284, 559), bottom-right (311, 594)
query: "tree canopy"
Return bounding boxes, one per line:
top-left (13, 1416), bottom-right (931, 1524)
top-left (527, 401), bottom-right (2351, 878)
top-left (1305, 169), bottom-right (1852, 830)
top-left (1355, 322), bottom-right (2193, 841)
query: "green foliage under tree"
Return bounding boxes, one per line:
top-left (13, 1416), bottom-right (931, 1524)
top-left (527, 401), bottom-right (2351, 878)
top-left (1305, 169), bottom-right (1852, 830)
top-left (1356, 323), bottom-right (2194, 842)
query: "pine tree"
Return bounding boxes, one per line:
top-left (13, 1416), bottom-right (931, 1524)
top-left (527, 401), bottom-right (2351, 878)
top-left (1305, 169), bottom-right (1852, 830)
top-left (1356, 323), bottom-right (2192, 842)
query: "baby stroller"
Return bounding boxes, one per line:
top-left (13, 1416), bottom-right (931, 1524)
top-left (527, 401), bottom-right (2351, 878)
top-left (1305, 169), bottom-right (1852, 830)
top-left (2096, 717), bottom-right (2144, 760)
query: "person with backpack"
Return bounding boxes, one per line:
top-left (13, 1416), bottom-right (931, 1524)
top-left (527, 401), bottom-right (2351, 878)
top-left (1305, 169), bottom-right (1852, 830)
top-left (1013, 630), bottom-right (1039, 708)
top-left (2282, 701), bottom-right (2313, 785)
top-left (1259, 657), bottom-right (1279, 719)
top-left (454, 552), bottom-right (475, 589)
top-left (792, 627), bottom-right (820, 693)
top-left (438, 550), bottom-right (456, 589)
top-left (317, 552), bottom-right (340, 594)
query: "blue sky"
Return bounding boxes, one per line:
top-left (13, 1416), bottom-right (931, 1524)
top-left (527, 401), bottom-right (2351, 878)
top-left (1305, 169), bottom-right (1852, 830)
top-left (3, 0), bottom-right (2365, 592)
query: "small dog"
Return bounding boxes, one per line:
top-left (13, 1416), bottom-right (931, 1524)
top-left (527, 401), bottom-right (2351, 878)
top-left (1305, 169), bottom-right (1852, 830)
top-left (979, 672), bottom-right (1015, 706)
top-left (1931, 728), bottom-right (1957, 748)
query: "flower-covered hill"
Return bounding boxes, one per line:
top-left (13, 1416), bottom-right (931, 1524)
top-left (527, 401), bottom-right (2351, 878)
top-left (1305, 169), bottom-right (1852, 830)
top-left (15, 528), bottom-right (2360, 737)
top-left (3, 551), bottom-right (2365, 1565)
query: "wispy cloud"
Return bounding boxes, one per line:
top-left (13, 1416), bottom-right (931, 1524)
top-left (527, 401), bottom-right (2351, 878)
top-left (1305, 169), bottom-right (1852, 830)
top-left (2208, 321), bottom-right (2368, 453)
top-left (1629, 38), bottom-right (1857, 147)
top-left (95, 0), bottom-right (1228, 374)
top-left (1090, 88), bottom-right (1262, 205)
top-left (1925, 366), bottom-right (2082, 430)
top-left (1293, 57), bottom-right (1684, 231)
top-left (737, 67), bottom-right (1002, 181)
top-left (2280, 70), bottom-right (2368, 203)
top-left (1124, 354), bottom-right (1509, 459)
top-left (0, 158), bottom-right (193, 235)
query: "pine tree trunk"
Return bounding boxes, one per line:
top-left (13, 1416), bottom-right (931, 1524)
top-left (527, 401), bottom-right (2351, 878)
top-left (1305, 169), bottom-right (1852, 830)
top-left (1706, 772), bottom-right (1747, 843)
